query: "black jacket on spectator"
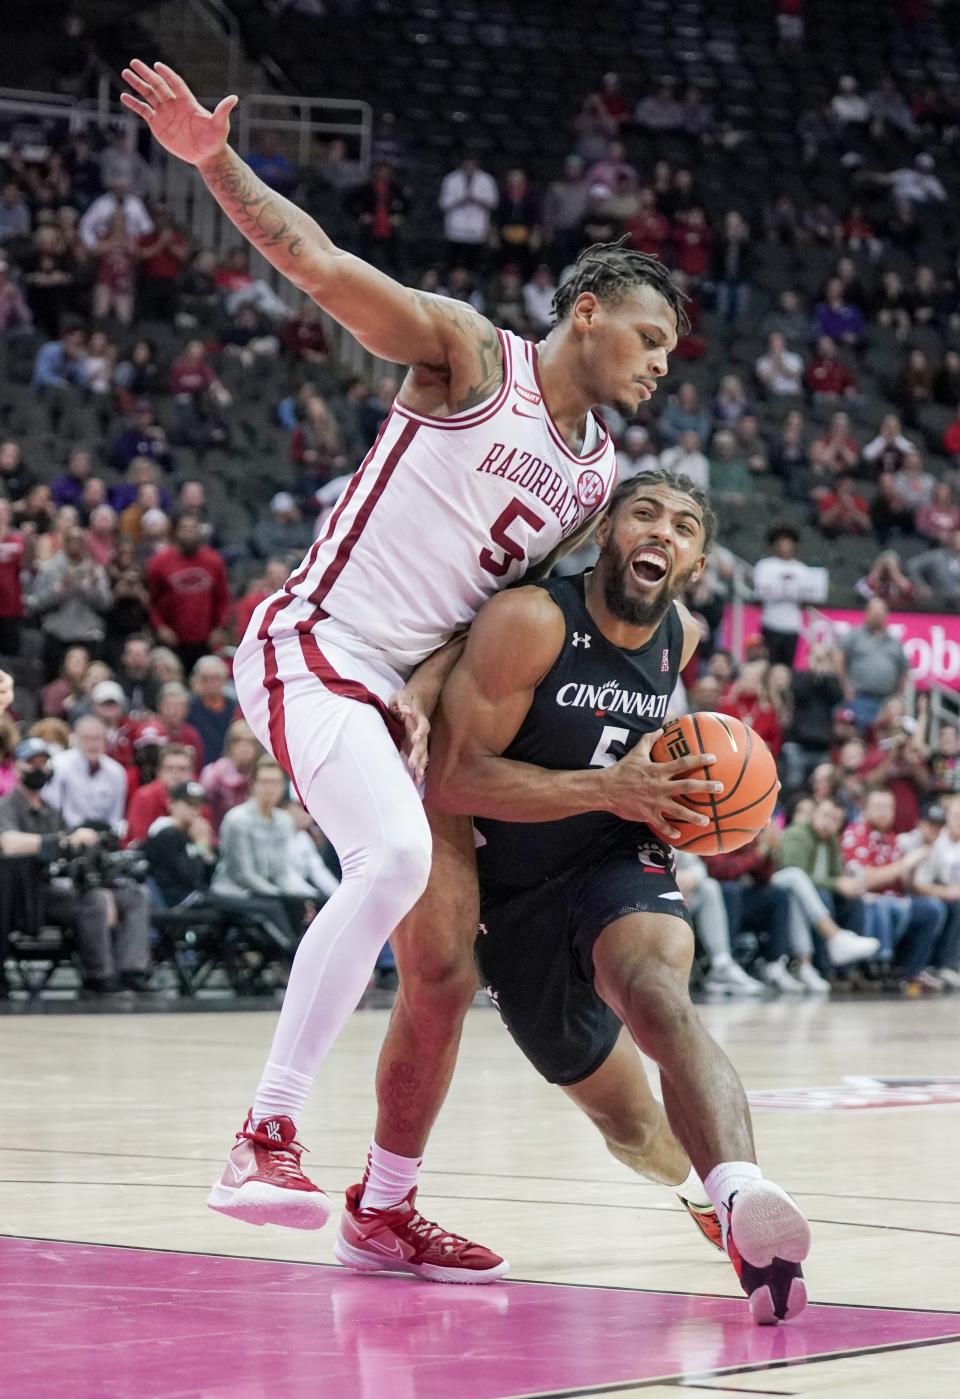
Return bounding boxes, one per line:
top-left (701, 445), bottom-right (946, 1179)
top-left (143, 821), bottom-right (212, 907)
top-left (785, 672), bottom-right (843, 750)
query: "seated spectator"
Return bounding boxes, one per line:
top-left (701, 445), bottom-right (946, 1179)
top-left (488, 265), bottom-right (527, 334)
top-left (658, 383), bottom-right (710, 446)
top-left (777, 798), bottom-right (875, 951)
top-left (116, 633), bottom-right (159, 715)
top-left (840, 789), bottom-right (944, 992)
top-left (712, 374), bottom-right (751, 426)
top-left (856, 551), bottom-right (917, 607)
top-left (732, 415), bottom-right (768, 475)
top-left (45, 714), bottom-right (127, 832)
top-left (895, 348), bottom-right (934, 422)
top-left (136, 205), bottom-right (189, 320)
top-left (832, 74), bottom-right (869, 126)
top-left (142, 779), bottom-right (216, 907)
top-left (871, 470), bottom-right (915, 545)
top-left (92, 212), bottom-right (136, 325)
top-left (861, 414), bottom-right (914, 475)
top-left (0, 257), bottom-right (33, 341)
top-left (934, 350), bottom-right (960, 407)
top-left (816, 475), bottom-right (870, 537)
top-left (199, 719), bottom-right (260, 835)
top-left (146, 517), bottom-right (229, 672)
top-left (281, 304), bottom-right (329, 365)
top-left (211, 758), bottom-right (314, 952)
top-left (907, 266), bottom-right (940, 327)
top-left (250, 492), bottom-right (314, 565)
top-left (0, 438), bottom-right (35, 509)
top-left (154, 682), bottom-right (205, 772)
top-left (522, 264), bottom-right (556, 336)
top-left (626, 188), bottom-right (670, 260)
top-left (177, 249), bottom-right (220, 326)
top-left (169, 340), bottom-right (229, 450)
top-left (635, 78), bottom-right (684, 132)
top-left (659, 431), bottom-right (709, 491)
top-left (106, 536), bottom-right (152, 652)
top-left (873, 270), bottom-right (912, 340)
top-left (231, 559), bottom-right (289, 645)
top-left (704, 836), bottom-right (799, 992)
top-left (891, 449), bottom-right (935, 515)
top-left (188, 655), bottom-right (235, 767)
top-left (85, 504), bottom-right (117, 568)
top-left (804, 337), bottom-right (856, 402)
top-left (761, 289), bottom-right (809, 351)
top-left (906, 801), bottom-right (960, 989)
top-left (944, 407), bottom-right (960, 466)
top-left (906, 527), bottom-right (960, 600)
top-left (917, 483), bottom-right (960, 544)
top-left (51, 448), bottom-right (95, 511)
top-left (595, 71), bottom-right (630, 129)
top-left (839, 204), bottom-right (881, 260)
top-left (670, 206), bottom-right (712, 280)
top-left (214, 246), bottom-right (290, 319)
top-left (40, 645), bottom-right (90, 720)
top-left (616, 426), bottom-right (659, 482)
top-left (707, 430), bottom-right (750, 503)
top-left (929, 726), bottom-right (960, 797)
top-left (0, 715), bottom-right (16, 796)
top-left (291, 393), bottom-right (345, 485)
top-left (812, 278), bottom-right (866, 347)
top-left (868, 153), bottom-right (947, 207)
top-left (717, 660), bottom-right (783, 756)
top-left (858, 698), bottom-right (931, 833)
top-left (150, 647), bottom-right (184, 687)
top-left (672, 850), bottom-right (764, 995)
top-left (221, 306), bottom-right (281, 371)
top-left (110, 457), bottom-right (170, 518)
top-left (78, 178), bottom-right (153, 251)
top-left (0, 497), bottom-right (29, 658)
top-left (109, 401), bottom-right (174, 475)
top-left (755, 333), bottom-right (804, 398)
top-left (125, 743), bottom-right (195, 845)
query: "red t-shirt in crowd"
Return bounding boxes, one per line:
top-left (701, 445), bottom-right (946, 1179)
top-left (716, 694), bottom-right (783, 757)
top-left (627, 210), bottom-right (670, 259)
top-left (0, 529), bottom-right (26, 618)
top-left (146, 544), bottom-right (230, 645)
top-left (125, 777), bottom-right (170, 844)
top-left (804, 358), bottom-right (854, 396)
top-left (840, 820), bottom-right (902, 893)
top-left (816, 488), bottom-right (869, 532)
top-left (138, 228), bottom-right (188, 280)
top-left (169, 360), bottom-right (215, 398)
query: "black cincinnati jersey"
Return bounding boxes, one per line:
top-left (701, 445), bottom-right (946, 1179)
top-left (474, 572), bottom-right (684, 892)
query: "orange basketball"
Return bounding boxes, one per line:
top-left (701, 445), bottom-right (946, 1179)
top-left (650, 712), bottom-right (779, 855)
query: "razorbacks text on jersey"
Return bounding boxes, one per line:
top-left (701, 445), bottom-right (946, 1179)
top-left (475, 572), bottom-right (684, 892)
top-left (255, 329), bottom-right (616, 674)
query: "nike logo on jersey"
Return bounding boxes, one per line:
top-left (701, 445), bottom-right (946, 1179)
top-left (512, 404), bottom-right (540, 419)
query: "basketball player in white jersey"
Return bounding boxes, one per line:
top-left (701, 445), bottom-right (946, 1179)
top-left (121, 63), bottom-right (719, 1272)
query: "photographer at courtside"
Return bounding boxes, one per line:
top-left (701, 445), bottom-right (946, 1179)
top-left (0, 738), bottom-right (152, 996)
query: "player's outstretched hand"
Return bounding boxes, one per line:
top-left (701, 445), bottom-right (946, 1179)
top-left (389, 687), bottom-right (431, 785)
top-left (120, 60), bottom-right (237, 166)
top-left (0, 669), bottom-right (13, 715)
top-left (602, 728), bottom-right (723, 844)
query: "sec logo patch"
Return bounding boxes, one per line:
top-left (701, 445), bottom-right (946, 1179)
top-left (577, 469), bottom-right (604, 507)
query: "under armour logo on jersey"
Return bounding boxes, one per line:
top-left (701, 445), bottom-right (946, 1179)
top-left (661, 648), bottom-right (670, 673)
top-left (264, 1120), bottom-right (283, 1142)
top-left (572, 632), bottom-right (592, 648)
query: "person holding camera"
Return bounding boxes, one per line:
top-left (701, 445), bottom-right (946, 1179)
top-left (0, 737), bottom-right (152, 995)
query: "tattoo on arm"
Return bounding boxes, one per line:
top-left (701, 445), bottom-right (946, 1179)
top-left (204, 149), bottom-right (306, 259)
top-left (413, 294), bottom-right (504, 412)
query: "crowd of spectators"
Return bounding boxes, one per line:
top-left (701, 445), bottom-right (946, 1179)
top-left (1, 56), bottom-right (959, 1000)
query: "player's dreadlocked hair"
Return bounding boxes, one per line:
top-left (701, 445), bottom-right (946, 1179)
top-left (552, 237), bottom-right (690, 334)
top-left (605, 468), bottom-right (716, 554)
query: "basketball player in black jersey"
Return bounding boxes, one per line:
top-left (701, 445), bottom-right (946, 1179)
top-left (426, 470), bottom-right (812, 1325)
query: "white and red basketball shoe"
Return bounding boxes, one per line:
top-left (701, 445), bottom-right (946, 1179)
top-left (724, 1181), bottom-right (811, 1325)
top-left (206, 1110), bottom-right (330, 1230)
top-left (333, 1182), bottom-right (509, 1283)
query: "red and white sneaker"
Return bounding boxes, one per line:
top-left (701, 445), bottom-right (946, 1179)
top-left (333, 1183), bottom-right (509, 1284)
top-left (206, 1110), bottom-right (331, 1230)
top-left (725, 1181), bottom-right (811, 1325)
top-left (678, 1193), bottom-right (724, 1252)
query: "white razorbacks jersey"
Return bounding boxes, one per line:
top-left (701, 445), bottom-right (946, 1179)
top-left (274, 329), bottom-right (616, 673)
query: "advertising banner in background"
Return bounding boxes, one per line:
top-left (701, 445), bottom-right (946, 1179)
top-left (723, 606), bottom-right (960, 691)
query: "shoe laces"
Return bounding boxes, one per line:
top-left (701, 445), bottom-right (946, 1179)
top-left (238, 1122), bottom-right (310, 1179)
top-left (401, 1207), bottom-right (472, 1258)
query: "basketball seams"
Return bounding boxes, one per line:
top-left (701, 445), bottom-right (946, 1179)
top-left (689, 711), bottom-right (722, 849)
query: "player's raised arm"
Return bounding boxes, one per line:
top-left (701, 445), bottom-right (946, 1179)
top-left (427, 590), bottom-right (718, 837)
top-left (120, 62), bottom-right (500, 385)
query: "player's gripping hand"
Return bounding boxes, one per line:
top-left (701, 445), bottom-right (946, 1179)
top-left (389, 687), bottom-right (431, 785)
top-left (601, 728), bottom-right (723, 844)
top-left (121, 61), bottom-right (237, 165)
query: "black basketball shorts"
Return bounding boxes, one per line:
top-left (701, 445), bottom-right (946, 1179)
top-left (475, 835), bottom-right (693, 1087)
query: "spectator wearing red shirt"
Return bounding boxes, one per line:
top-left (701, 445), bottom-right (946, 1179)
top-left (214, 247), bottom-right (253, 297)
top-left (840, 788), bottom-right (944, 988)
top-left (146, 517), bottom-right (229, 672)
top-left (125, 744), bottom-right (196, 845)
top-left (804, 337), bottom-right (856, 402)
top-left (717, 660), bottom-right (783, 756)
top-left (943, 410), bottom-right (960, 464)
top-left (137, 208), bottom-right (189, 320)
top-left (596, 72), bottom-right (630, 128)
top-left (813, 411), bottom-right (860, 475)
top-left (154, 682), bottom-right (205, 772)
top-left (231, 559), bottom-right (289, 644)
top-left (816, 475), bottom-right (871, 536)
top-left (671, 207), bottom-right (712, 279)
top-left (281, 308), bottom-right (329, 365)
top-left (169, 339), bottom-right (216, 400)
top-left (626, 188), bottom-right (670, 259)
top-left (89, 680), bottom-right (137, 768)
top-left (916, 482), bottom-right (960, 543)
top-left (857, 699), bottom-right (931, 834)
top-left (0, 497), bottom-right (28, 655)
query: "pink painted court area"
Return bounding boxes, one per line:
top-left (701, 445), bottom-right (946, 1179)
top-left (4, 1238), bottom-right (960, 1398)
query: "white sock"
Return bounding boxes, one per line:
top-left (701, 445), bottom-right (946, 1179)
top-left (251, 1062), bottom-right (313, 1130)
top-left (359, 1140), bottom-right (422, 1210)
top-left (704, 1160), bottom-right (763, 1240)
top-left (676, 1167), bottom-right (710, 1208)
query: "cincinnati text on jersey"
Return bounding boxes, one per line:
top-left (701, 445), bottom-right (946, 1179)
top-left (555, 682), bottom-right (671, 719)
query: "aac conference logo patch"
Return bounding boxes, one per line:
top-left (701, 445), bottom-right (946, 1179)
top-left (748, 1076), bottom-right (960, 1111)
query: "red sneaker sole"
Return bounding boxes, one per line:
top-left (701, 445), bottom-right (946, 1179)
top-left (332, 1234), bottom-right (509, 1284)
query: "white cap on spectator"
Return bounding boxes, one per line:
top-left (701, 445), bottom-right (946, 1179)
top-left (92, 681), bottom-right (126, 707)
top-left (270, 491), bottom-right (296, 513)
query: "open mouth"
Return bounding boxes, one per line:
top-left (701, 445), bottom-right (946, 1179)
top-left (630, 548), bottom-right (669, 589)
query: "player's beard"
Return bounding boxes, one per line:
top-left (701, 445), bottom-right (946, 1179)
top-left (602, 539), bottom-right (697, 628)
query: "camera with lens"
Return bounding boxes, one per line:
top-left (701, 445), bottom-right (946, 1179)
top-left (47, 829), bottom-right (150, 891)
